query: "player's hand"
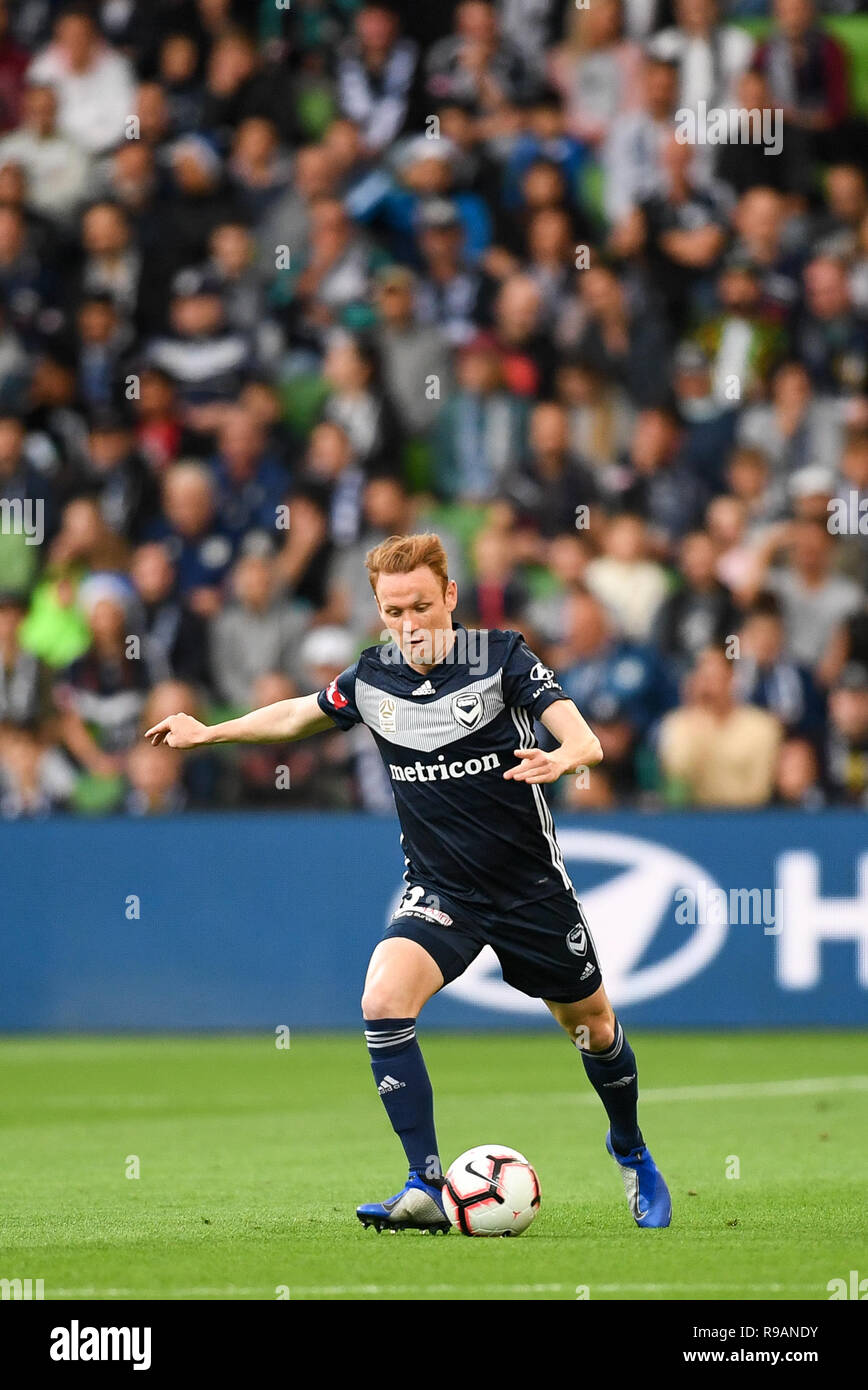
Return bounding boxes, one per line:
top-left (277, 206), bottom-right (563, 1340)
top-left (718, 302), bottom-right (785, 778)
top-left (144, 712), bottom-right (208, 749)
top-left (503, 748), bottom-right (566, 784)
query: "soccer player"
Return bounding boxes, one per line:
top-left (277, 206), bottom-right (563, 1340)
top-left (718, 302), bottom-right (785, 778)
top-left (145, 534), bottom-right (671, 1231)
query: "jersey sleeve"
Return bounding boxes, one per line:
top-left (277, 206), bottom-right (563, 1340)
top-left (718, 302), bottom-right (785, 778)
top-left (316, 661), bottom-right (364, 730)
top-left (500, 634), bottom-right (571, 720)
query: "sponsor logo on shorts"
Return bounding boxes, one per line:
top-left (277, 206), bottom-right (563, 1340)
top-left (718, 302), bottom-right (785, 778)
top-left (395, 904), bottom-right (454, 927)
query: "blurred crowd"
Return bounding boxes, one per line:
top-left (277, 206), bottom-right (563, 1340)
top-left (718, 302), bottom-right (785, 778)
top-left (0, 0), bottom-right (867, 817)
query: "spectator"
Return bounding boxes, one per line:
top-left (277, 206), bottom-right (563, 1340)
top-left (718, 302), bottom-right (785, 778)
top-left (649, 0), bottom-right (754, 112)
top-left (434, 333), bottom-right (528, 500)
top-left (551, 0), bottom-right (642, 149)
top-left (500, 400), bottom-right (599, 538)
top-left (694, 257), bottom-right (787, 408)
top-left (585, 513), bottom-right (669, 642)
top-left (74, 293), bottom-right (131, 412)
top-left (199, 29), bottom-right (296, 150)
top-left (555, 587), bottom-right (676, 795)
top-left (659, 645), bottom-right (783, 805)
top-left (278, 196), bottom-right (378, 345)
top-left (146, 267), bottom-right (252, 418)
top-left (461, 524), bottom-right (528, 629)
top-left (826, 661), bottom-right (868, 805)
top-left (146, 460), bottom-right (235, 614)
top-left (653, 529), bottom-right (740, 672)
top-left (207, 221), bottom-right (281, 370)
top-left (424, 0), bottom-right (540, 111)
top-left (320, 333), bottom-right (403, 476)
top-left (0, 724), bottom-right (75, 817)
top-left (209, 552), bottom-right (309, 710)
top-left (554, 358), bottom-right (635, 479)
top-left (293, 419), bottom-right (365, 551)
top-left (0, 83), bottom-right (90, 225)
top-left (814, 164), bottom-right (868, 261)
top-left (621, 408), bottom-right (710, 545)
top-left (522, 531), bottom-right (592, 645)
top-left (752, 0), bottom-right (852, 187)
top-left (337, 4), bottom-right (418, 155)
top-left (734, 593), bottom-right (826, 737)
top-left (373, 264), bottom-right (453, 439)
top-left (737, 359), bottom-right (842, 483)
top-left (414, 195), bottom-right (485, 345)
top-left (742, 516), bottom-right (863, 667)
top-left (726, 444), bottom-right (787, 527)
top-left (774, 736), bottom-right (825, 808)
top-left (0, 591), bottom-right (52, 726)
top-left (617, 134), bottom-right (727, 336)
top-left (156, 32), bottom-right (205, 136)
top-left (129, 542), bottom-right (210, 688)
top-left (60, 408), bottom-right (160, 543)
top-left (209, 404), bottom-right (289, 547)
top-left (28, 6), bottom-right (136, 155)
top-left (53, 587), bottom-right (150, 775)
top-left (77, 201), bottom-right (143, 321)
top-left (124, 738), bottom-right (187, 814)
top-left (796, 256), bottom-right (868, 397)
top-left (575, 264), bottom-right (671, 409)
top-left (603, 52), bottom-right (679, 223)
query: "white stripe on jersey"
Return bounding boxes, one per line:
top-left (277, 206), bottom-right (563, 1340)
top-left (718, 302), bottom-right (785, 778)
top-left (510, 705), bottom-right (579, 901)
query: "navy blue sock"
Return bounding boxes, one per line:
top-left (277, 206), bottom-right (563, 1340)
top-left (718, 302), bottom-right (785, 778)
top-left (577, 1018), bottom-right (643, 1156)
top-left (364, 1017), bottom-right (441, 1182)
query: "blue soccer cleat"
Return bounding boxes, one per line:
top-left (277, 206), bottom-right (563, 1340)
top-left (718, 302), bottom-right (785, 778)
top-left (605, 1131), bottom-right (672, 1228)
top-left (356, 1173), bottom-right (451, 1234)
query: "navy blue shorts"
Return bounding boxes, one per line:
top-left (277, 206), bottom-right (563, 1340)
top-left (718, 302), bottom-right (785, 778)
top-left (382, 881), bottom-right (603, 1003)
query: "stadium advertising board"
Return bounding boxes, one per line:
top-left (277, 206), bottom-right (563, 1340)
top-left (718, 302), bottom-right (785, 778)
top-left (4, 812), bottom-right (866, 1029)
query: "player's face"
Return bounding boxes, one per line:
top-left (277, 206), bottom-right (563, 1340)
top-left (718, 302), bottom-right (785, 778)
top-left (375, 566), bottom-right (458, 669)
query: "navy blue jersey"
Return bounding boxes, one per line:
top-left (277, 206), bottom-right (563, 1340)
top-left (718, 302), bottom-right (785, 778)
top-left (316, 623), bottom-right (579, 912)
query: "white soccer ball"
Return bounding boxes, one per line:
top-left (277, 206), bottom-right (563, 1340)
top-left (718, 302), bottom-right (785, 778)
top-left (443, 1145), bottom-right (541, 1236)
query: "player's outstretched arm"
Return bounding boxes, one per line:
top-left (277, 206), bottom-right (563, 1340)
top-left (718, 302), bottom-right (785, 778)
top-left (504, 699), bottom-right (603, 784)
top-left (144, 692), bottom-right (334, 750)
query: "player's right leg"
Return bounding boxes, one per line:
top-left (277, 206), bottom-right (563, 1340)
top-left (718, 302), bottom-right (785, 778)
top-left (356, 893), bottom-right (483, 1234)
top-left (357, 937), bottom-right (451, 1233)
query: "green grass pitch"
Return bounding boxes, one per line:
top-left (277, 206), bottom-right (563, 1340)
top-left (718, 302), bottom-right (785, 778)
top-left (2, 1032), bottom-right (865, 1302)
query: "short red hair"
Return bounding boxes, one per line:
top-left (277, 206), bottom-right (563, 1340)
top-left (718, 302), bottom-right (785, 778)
top-left (365, 532), bottom-right (449, 596)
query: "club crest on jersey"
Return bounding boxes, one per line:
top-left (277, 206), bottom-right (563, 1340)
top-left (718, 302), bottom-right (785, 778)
top-left (379, 696), bottom-right (397, 734)
top-left (451, 691), bottom-right (483, 730)
top-left (566, 923), bottom-right (588, 956)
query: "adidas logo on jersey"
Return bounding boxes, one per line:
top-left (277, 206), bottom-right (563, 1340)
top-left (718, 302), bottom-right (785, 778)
top-left (580, 961), bottom-right (595, 981)
top-left (377, 1075), bottom-right (406, 1095)
top-left (412, 679), bottom-right (435, 696)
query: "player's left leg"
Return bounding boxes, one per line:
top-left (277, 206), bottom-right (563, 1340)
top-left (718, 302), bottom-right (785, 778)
top-left (546, 987), bottom-right (672, 1229)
